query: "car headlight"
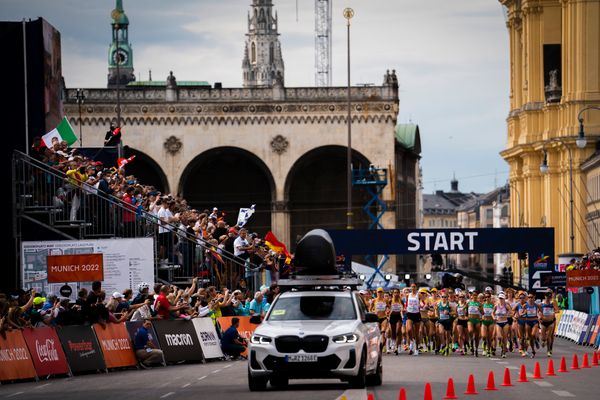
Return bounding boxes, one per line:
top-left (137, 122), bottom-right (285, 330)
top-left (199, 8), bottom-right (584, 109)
top-left (332, 333), bottom-right (359, 344)
top-left (250, 334), bottom-right (272, 345)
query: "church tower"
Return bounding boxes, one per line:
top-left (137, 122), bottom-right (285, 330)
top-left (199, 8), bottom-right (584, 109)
top-left (242, 0), bottom-right (285, 87)
top-left (107, 0), bottom-right (135, 88)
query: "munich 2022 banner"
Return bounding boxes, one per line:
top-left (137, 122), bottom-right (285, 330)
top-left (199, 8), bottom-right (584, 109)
top-left (21, 238), bottom-right (154, 299)
top-left (56, 325), bottom-right (106, 373)
top-left (47, 253), bottom-right (104, 283)
top-left (0, 330), bottom-right (37, 381)
top-left (192, 318), bottom-right (224, 359)
top-left (152, 320), bottom-right (204, 363)
top-left (566, 269), bottom-right (600, 287)
top-left (217, 316), bottom-right (257, 357)
top-left (22, 327), bottom-right (69, 377)
top-left (93, 323), bottom-right (137, 369)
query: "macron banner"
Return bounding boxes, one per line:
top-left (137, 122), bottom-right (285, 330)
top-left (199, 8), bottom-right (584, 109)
top-left (47, 253), bottom-right (104, 283)
top-left (0, 330), bottom-right (37, 382)
top-left (192, 318), bottom-right (224, 359)
top-left (22, 327), bottom-right (69, 377)
top-left (93, 323), bottom-right (137, 369)
top-left (57, 325), bottom-right (106, 373)
top-left (152, 320), bottom-right (204, 363)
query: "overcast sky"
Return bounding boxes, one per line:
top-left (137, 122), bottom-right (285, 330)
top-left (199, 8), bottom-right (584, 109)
top-left (2, 0), bottom-right (510, 194)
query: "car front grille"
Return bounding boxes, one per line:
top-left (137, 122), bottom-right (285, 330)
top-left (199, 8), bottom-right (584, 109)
top-left (274, 335), bottom-right (329, 353)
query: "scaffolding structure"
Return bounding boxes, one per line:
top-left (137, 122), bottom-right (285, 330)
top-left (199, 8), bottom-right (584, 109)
top-left (315, 0), bottom-right (332, 86)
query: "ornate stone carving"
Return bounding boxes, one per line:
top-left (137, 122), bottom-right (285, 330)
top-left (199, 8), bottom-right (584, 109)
top-left (271, 200), bottom-right (289, 212)
top-left (271, 135), bottom-right (289, 155)
top-left (164, 136), bottom-right (182, 155)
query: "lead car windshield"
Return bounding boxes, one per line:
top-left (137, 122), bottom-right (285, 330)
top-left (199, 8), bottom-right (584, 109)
top-left (267, 296), bottom-right (356, 321)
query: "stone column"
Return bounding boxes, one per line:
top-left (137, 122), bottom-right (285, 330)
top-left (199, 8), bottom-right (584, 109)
top-left (271, 200), bottom-right (290, 247)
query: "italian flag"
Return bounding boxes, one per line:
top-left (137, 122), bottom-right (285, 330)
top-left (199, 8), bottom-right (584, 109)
top-left (42, 117), bottom-right (77, 147)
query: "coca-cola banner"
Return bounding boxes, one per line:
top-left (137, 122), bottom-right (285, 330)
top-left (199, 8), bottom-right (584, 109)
top-left (22, 327), bottom-right (69, 377)
top-left (0, 330), bottom-right (37, 381)
top-left (56, 325), bottom-right (106, 373)
top-left (152, 320), bottom-right (204, 363)
top-left (93, 323), bottom-right (137, 369)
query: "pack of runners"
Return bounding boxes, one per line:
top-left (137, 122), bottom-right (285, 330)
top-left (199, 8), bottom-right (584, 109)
top-left (362, 284), bottom-right (559, 359)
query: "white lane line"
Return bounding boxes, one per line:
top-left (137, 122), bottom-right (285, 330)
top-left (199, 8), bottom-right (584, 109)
top-left (158, 382), bottom-right (170, 388)
top-left (552, 390), bottom-right (575, 397)
top-left (198, 375), bottom-right (207, 381)
top-left (6, 393), bottom-right (24, 398)
top-left (160, 392), bottom-right (176, 399)
top-left (490, 358), bottom-right (501, 361)
top-left (497, 361), bottom-right (510, 364)
top-left (211, 369), bottom-right (222, 374)
top-left (34, 383), bottom-right (51, 389)
top-left (507, 366), bottom-right (520, 370)
top-left (336, 388), bottom-right (367, 400)
top-left (182, 383), bottom-right (191, 388)
top-left (223, 364), bottom-right (232, 369)
top-left (534, 381), bottom-right (554, 387)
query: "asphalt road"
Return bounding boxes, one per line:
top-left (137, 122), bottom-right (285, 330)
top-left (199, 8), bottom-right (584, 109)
top-left (0, 338), bottom-right (598, 400)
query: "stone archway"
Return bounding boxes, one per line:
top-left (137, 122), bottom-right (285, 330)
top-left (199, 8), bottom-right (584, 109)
top-left (284, 145), bottom-right (373, 249)
top-left (179, 147), bottom-right (275, 235)
top-left (123, 146), bottom-right (169, 193)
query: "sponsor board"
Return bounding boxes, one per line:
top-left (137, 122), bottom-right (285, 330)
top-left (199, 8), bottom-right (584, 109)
top-left (566, 269), bottom-right (600, 287)
top-left (0, 330), bottom-right (37, 381)
top-left (56, 325), bottom-right (106, 373)
top-left (152, 320), bottom-right (203, 363)
top-left (47, 253), bottom-right (104, 283)
top-left (192, 318), bottom-right (224, 359)
top-left (22, 327), bottom-right (69, 377)
top-left (93, 323), bottom-right (137, 368)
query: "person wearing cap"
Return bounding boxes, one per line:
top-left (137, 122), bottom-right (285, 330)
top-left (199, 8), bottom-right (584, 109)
top-left (480, 290), bottom-right (495, 357)
top-left (493, 292), bottom-right (511, 358)
top-left (467, 290), bottom-right (483, 356)
top-left (455, 290), bottom-right (469, 355)
top-left (370, 288), bottom-right (389, 353)
top-left (418, 288), bottom-right (432, 353)
top-left (539, 289), bottom-right (559, 356)
top-left (427, 288), bottom-right (440, 354)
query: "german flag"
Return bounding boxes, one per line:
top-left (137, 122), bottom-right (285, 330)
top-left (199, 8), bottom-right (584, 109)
top-left (264, 231), bottom-right (292, 264)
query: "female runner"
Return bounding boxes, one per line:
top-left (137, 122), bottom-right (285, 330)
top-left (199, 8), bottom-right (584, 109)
top-left (455, 291), bottom-right (469, 355)
top-left (388, 288), bottom-right (404, 354)
top-left (481, 292), bottom-right (495, 357)
top-left (405, 284), bottom-right (421, 355)
top-left (467, 290), bottom-right (483, 357)
top-left (493, 291), bottom-right (512, 358)
top-left (435, 290), bottom-right (453, 356)
top-left (370, 287), bottom-right (389, 353)
top-left (540, 288), bottom-right (559, 357)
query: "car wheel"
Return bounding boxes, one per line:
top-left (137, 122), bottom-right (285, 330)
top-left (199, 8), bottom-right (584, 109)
top-left (270, 376), bottom-right (289, 388)
top-left (367, 355), bottom-right (383, 386)
top-left (348, 348), bottom-right (367, 389)
top-left (248, 368), bottom-right (268, 391)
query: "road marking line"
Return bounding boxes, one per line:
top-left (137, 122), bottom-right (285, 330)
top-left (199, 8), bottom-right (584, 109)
top-left (182, 383), bottom-right (191, 388)
top-left (6, 393), bottom-right (24, 398)
top-left (160, 392), bottom-right (175, 399)
top-left (552, 390), bottom-right (575, 397)
top-left (336, 388), bottom-right (367, 400)
top-left (534, 381), bottom-right (554, 387)
top-left (211, 369), bottom-right (222, 374)
top-left (158, 382), bottom-right (170, 388)
top-left (490, 358), bottom-right (501, 361)
top-left (223, 364), bottom-right (232, 369)
top-left (198, 375), bottom-right (207, 381)
top-left (34, 383), bottom-right (51, 389)
top-left (507, 366), bottom-right (520, 370)
top-left (497, 361), bottom-right (510, 364)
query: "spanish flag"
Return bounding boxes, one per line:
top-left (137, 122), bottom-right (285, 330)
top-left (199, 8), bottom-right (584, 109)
top-left (265, 231), bottom-right (292, 264)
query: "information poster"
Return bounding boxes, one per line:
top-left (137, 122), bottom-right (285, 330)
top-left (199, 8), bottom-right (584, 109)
top-left (22, 238), bottom-right (154, 296)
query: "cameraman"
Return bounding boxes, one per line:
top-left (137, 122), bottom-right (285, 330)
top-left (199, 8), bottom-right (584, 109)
top-left (220, 317), bottom-right (247, 359)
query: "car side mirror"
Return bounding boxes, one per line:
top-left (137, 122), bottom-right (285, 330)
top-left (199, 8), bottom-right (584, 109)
top-left (363, 313), bottom-right (378, 323)
top-left (249, 315), bottom-right (262, 324)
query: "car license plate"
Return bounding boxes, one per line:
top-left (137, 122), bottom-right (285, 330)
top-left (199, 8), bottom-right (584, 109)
top-left (286, 354), bottom-right (318, 362)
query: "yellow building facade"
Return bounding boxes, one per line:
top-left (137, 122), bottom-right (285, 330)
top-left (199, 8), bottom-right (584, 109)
top-left (499, 0), bottom-right (600, 270)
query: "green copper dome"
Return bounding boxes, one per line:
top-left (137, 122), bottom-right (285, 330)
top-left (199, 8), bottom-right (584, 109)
top-left (111, 0), bottom-right (129, 25)
top-left (395, 123), bottom-right (422, 154)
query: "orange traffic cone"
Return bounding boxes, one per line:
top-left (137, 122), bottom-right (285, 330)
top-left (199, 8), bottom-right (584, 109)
top-left (571, 354), bottom-right (580, 370)
top-left (518, 364), bottom-right (529, 382)
top-left (546, 359), bottom-right (557, 376)
top-left (484, 370), bottom-right (498, 391)
top-left (501, 367), bottom-right (514, 386)
top-left (592, 351), bottom-right (599, 367)
top-left (444, 378), bottom-right (458, 400)
top-left (398, 387), bottom-right (407, 400)
top-left (558, 356), bottom-right (569, 373)
top-left (464, 374), bottom-right (479, 395)
top-left (424, 383), bottom-right (433, 400)
top-left (367, 393), bottom-right (375, 400)
top-left (533, 362), bottom-right (543, 379)
top-left (582, 353), bottom-right (590, 368)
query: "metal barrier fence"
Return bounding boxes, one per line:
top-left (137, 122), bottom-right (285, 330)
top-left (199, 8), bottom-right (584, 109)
top-left (13, 150), bottom-right (263, 291)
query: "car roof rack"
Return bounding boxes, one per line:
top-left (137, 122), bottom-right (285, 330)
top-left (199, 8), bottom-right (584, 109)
top-left (278, 275), bottom-right (362, 291)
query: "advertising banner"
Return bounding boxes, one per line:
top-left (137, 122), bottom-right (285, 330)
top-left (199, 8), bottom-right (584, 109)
top-left (47, 253), bottom-right (104, 283)
top-left (93, 323), bottom-right (137, 368)
top-left (152, 320), bottom-right (203, 363)
top-left (22, 327), bottom-right (69, 377)
top-left (0, 330), bottom-right (37, 381)
top-left (125, 321), bottom-right (160, 349)
top-left (22, 238), bottom-right (154, 297)
top-left (56, 325), bottom-right (106, 373)
top-left (192, 318), bottom-right (224, 359)
top-left (217, 316), bottom-right (256, 357)
top-left (566, 269), bottom-right (600, 287)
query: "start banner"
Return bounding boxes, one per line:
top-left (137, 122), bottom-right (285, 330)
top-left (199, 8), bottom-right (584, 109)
top-left (217, 316), bottom-right (257, 357)
top-left (47, 253), bottom-right (104, 283)
top-left (0, 330), bottom-right (37, 381)
top-left (56, 325), bottom-right (106, 373)
top-left (566, 269), bottom-right (600, 287)
top-left (152, 320), bottom-right (204, 363)
top-left (22, 327), bottom-right (69, 377)
top-left (93, 323), bottom-right (137, 369)
top-left (192, 318), bottom-right (224, 359)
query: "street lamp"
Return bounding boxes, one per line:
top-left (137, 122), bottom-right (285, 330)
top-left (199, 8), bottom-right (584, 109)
top-left (578, 106), bottom-right (600, 148)
top-left (75, 89), bottom-right (85, 146)
top-left (539, 134), bottom-right (587, 253)
top-left (344, 7), bottom-right (354, 230)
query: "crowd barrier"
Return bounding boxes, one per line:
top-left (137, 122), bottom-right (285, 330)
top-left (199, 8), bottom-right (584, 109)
top-left (555, 310), bottom-right (600, 348)
top-left (0, 317), bottom-right (230, 383)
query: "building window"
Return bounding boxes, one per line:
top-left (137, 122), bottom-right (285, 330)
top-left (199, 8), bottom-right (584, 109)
top-left (251, 42), bottom-right (256, 63)
top-left (543, 44), bottom-right (562, 102)
top-left (269, 42), bottom-right (274, 64)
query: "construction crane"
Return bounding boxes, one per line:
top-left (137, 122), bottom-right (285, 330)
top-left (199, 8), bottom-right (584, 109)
top-left (314, 0), bottom-right (332, 86)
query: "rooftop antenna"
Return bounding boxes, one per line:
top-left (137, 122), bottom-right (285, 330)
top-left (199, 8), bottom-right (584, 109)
top-left (148, 69), bottom-right (152, 82)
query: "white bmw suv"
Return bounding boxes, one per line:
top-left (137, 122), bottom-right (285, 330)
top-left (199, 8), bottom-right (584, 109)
top-left (247, 285), bottom-right (382, 390)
